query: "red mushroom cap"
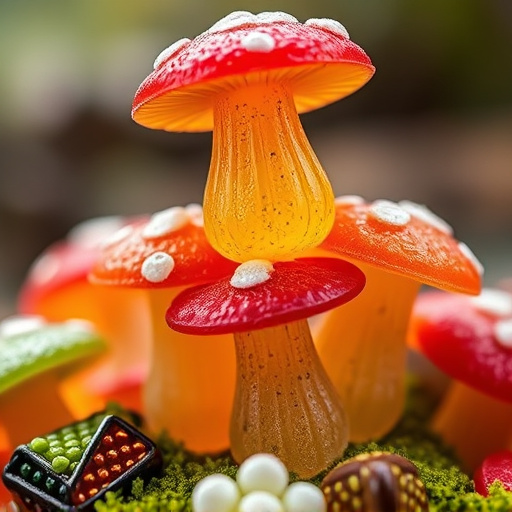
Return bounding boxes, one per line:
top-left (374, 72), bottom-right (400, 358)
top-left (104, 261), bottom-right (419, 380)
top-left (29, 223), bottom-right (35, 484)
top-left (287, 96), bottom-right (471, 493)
top-left (320, 198), bottom-right (482, 294)
top-left (167, 257), bottom-right (365, 335)
top-left (474, 450), bottom-right (512, 496)
top-left (89, 206), bottom-right (237, 288)
top-left (412, 290), bottom-right (512, 403)
top-left (132, 11), bottom-right (374, 132)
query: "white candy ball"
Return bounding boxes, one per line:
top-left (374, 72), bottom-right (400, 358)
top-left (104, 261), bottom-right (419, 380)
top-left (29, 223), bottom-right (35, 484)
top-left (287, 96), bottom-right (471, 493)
top-left (237, 454), bottom-right (289, 496)
top-left (238, 491), bottom-right (284, 512)
top-left (282, 482), bottom-right (326, 512)
top-left (192, 474), bottom-right (240, 512)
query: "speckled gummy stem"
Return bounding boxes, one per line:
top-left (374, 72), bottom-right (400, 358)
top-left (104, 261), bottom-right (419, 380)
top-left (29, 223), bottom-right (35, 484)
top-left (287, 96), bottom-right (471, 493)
top-left (315, 263), bottom-right (421, 442)
top-left (204, 81), bottom-right (334, 262)
top-left (231, 318), bottom-right (348, 478)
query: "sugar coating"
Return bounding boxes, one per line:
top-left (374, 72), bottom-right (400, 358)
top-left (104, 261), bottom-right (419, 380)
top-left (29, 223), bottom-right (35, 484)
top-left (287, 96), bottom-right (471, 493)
top-left (153, 38), bottom-right (191, 70)
top-left (282, 482), bottom-right (326, 512)
top-left (141, 252), bottom-right (175, 283)
top-left (185, 203), bottom-right (204, 227)
top-left (67, 216), bottom-right (125, 249)
top-left (30, 252), bottom-right (61, 285)
top-left (142, 207), bottom-right (189, 239)
top-left (192, 474), bottom-right (240, 512)
top-left (239, 491), bottom-right (284, 512)
top-left (458, 242), bottom-right (485, 276)
top-left (207, 11), bottom-right (298, 34)
top-left (230, 260), bottom-right (274, 289)
top-left (100, 224), bottom-right (134, 248)
top-left (334, 195), bottom-right (365, 206)
top-left (237, 453), bottom-right (289, 496)
top-left (63, 319), bottom-right (96, 334)
top-left (369, 200), bottom-right (411, 226)
top-left (494, 319), bottom-right (512, 348)
top-left (0, 315), bottom-right (46, 340)
top-left (398, 200), bottom-right (453, 235)
top-left (242, 31), bottom-right (276, 53)
top-left (470, 289), bottom-right (512, 318)
top-left (304, 18), bottom-right (350, 39)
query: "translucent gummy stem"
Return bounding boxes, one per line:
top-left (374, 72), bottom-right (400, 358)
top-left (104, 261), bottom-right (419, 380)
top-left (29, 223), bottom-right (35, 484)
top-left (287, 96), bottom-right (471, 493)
top-left (230, 318), bottom-right (348, 478)
top-left (205, 81), bottom-right (334, 262)
top-left (315, 264), bottom-right (421, 442)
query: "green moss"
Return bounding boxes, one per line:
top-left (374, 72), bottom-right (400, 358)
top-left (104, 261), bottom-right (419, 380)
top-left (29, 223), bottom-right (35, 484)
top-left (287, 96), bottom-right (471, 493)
top-left (94, 385), bottom-right (512, 512)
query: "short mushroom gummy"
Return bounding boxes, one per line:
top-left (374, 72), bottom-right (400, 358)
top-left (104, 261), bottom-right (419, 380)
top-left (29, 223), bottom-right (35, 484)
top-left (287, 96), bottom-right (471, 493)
top-left (132, 12), bottom-right (374, 262)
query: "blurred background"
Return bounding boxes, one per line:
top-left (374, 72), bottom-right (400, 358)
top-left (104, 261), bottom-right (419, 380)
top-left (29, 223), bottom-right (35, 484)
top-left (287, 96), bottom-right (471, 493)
top-left (1, 0), bottom-right (511, 317)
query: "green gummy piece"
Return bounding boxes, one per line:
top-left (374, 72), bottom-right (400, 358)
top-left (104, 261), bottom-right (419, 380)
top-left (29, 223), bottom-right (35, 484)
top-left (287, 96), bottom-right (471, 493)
top-left (0, 324), bottom-right (106, 394)
top-left (69, 462), bottom-right (78, 472)
top-left (64, 439), bottom-right (81, 448)
top-left (52, 456), bottom-right (70, 474)
top-left (65, 447), bottom-right (82, 462)
top-left (20, 463), bottom-right (31, 478)
top-left (63, 432), bottom-right (77, 442)
top-left (32, 471), bottom-right (43, 483)
top-left (81, 435), bottom-right (92, 447)
top-left (49, 439), bottom-right (62, 448)
top-left (45, 446), bottom-right (65, 460)
top-left (29, 437), bottom-right (50, 454)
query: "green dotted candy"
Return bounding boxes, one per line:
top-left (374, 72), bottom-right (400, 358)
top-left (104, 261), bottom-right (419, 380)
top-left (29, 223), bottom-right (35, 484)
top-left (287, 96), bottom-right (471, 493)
top-left (30, 437), bottom-right (50, 454)
top-left (52, 456), bottom-right (70, 474)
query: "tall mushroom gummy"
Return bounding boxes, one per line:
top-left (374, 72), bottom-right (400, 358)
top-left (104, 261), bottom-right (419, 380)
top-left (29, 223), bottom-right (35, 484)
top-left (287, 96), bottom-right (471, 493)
top-left (132, 11), bottom-right (374, 262)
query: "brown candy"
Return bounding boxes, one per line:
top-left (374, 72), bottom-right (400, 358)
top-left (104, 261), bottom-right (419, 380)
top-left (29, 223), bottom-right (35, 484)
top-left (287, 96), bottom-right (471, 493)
top-left (321, 452), bottom-right (428, 512)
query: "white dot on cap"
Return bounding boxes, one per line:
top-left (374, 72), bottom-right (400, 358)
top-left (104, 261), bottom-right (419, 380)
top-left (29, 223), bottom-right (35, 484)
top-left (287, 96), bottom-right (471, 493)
top-left (185, 203), bottom-right (204, 227)
top-left (470, 289), bottom-right (512, 318)
top-left (237, 453), bottom-right (289, 496)
top-left (192, 474), bottom-right (240, 512)
top-left (239, 491), bottom-right (284, 512)
top-left (230, 260), bottom-right (274, 289)
top-left (304, 18), bottom-right (350, 39)
top-left (64, 319), bottom-right (96, 334)
top-left (207, 11), bottom-right (256, 33)
top-left (30, 252), bottom-right (61, 285)
top-left (141, 252), bottom-right (175, 283)
top-left (0, 315), bottom-right (46, 339)
top-left (458, 242), bottom-right (485, 276)
top-left (242, 31), bottom-right (276, 53)
top-left (398, 200), bottom-right (453, 235)
top-left (67, 216), bottom-right (125, 249)
top-left (368, 200), bottom-right (411, 226)
top-left (282, 482), bottom-right (326, 512)
top-left (142, 207), bottom-right (189, 239)
top-left (256, 12), bottom-right (298, 24)
top-left (100, 225), bottom-right (134, 249)
top-left (334, 195), bottom-right (365, 207)
top-left (495, 319), bottom-right (512, 349)
top-left (153, 38), bottom-right (191, 70)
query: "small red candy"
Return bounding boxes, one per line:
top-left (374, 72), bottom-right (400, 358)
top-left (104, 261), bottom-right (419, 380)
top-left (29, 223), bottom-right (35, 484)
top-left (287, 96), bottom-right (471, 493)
top-left (474, 450), bottom-right (512, 496)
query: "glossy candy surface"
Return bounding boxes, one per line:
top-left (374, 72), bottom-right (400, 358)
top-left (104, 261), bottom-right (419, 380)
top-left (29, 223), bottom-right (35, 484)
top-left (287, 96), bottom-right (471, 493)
top-left (2, 414), bottom-right (161, 512)
top-left (474, 451), bottom-right (512, 496)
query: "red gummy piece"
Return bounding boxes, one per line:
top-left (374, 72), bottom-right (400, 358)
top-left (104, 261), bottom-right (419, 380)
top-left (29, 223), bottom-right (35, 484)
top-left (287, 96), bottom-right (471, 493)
top-left (474, 450), bottom-right (512, 496)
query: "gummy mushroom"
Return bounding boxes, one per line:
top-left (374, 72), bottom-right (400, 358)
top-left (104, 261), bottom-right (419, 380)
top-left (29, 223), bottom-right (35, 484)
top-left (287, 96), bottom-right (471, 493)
top-left (18, 216), bottom-right (151, 414)
top-left (132, 11), bottom-right (374, 263)
top-left (89, 205), bottom-right (238, 453)
top-left (167, 257), bottom-right (365, 478)
top-left (314, 197), bottom-right (482, 442)
top-left (474, 450), bottom-right (512, 496)
top-left (0, 316), bottom-right (105, 448)
top-left (409, 288), bottom-right (512, 470)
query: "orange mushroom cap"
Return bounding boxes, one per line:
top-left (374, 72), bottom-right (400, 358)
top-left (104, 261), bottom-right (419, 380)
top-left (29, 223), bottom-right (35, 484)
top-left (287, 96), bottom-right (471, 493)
top-left (132, 11), bottom-right (374, 132)
top-left (320, 197), bottom-right (482, 294)
top-left (89, 206), bottom-right (237, 288)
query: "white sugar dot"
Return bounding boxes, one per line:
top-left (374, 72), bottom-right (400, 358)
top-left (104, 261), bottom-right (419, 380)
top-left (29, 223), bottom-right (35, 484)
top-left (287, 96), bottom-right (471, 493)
top-left (230, 260), bottom-right (274, 289)
top-left (304, 18), bottom-right (350, 39)
top-left (458, 242), bottom-right (485, 276)
top-left (368, 200), bottom-right (411, 226)
top-left (63, 319), bottom-right (96, 334)
top-left (470, 289), bottom-right (512, 318)
top-left (398, 200), bottom-right (453, 235)
top-left (0, 315), bottom-right (46, 339)
top-left (239, 491), bottom-right (284, 512)
top-left (100, 225), bottom-right (134, 249)
top-left (141, 252), bottom-right (175, 283)
top-left (207, 11), bottom-right (256, 33)
top-left (494, 319), bottom-right (512, 348)
top-left (142, 207), bottom-right (189, 239)
top-left (153, 38), bottom-right (191, 70)
top-left (242, 31), bottom-right (276, 53)
top-left (30, 252), bottom-right (61, 285)
top-left (256, 12), bottom-right (298, 24)
top-left (237, 453), bottom-right (289, 496)
top-left (67, 216), bottom-right (125, 249)
top-left (334, 195), bottom-right (365, 207)
top-left (192, 474), bottom-right (240, 512)
top-left (186, 203), bottom-right (204, 227)
top-left (282, 482), bottom-right (326, 512)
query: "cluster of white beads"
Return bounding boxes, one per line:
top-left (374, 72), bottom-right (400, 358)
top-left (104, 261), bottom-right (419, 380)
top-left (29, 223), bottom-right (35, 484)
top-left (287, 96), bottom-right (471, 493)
top-left (192, 454), bottom-right (326, 512)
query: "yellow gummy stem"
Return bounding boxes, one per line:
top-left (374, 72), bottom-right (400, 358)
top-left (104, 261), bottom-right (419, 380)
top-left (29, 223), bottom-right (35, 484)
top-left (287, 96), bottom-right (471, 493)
top-left (205, 81), bottom-right (334, 262)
